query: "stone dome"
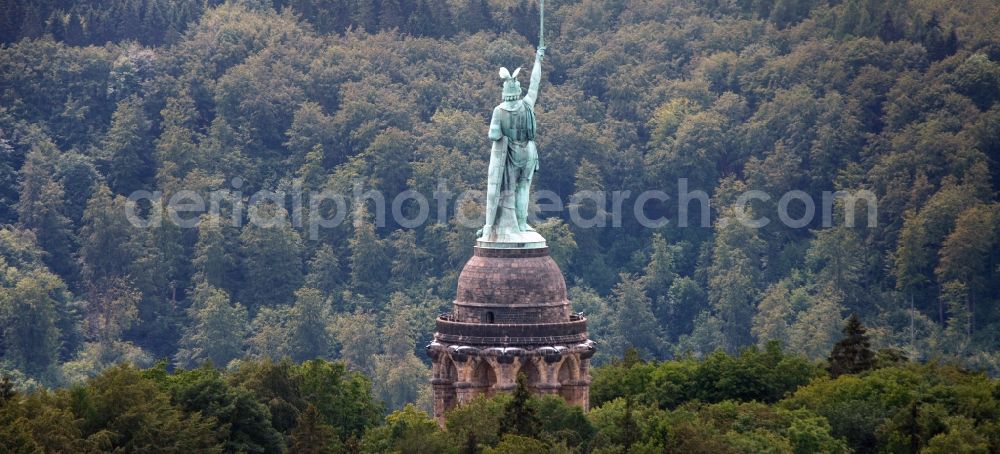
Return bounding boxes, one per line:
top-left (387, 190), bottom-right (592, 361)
top-left (453, 247), bottom-right (571, 324)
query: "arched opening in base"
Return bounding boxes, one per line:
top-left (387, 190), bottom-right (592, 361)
top-left (557, 356), bottom-right (580, 404)
top-left (434, 357), bottom-right (459, 419)
top-left (471, 359), bottom-right (497, 398)
top-left (521, 359), bottom-right (543, 393)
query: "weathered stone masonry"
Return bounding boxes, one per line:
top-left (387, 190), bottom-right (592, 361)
top-left (426, 246), bottom-right (595, 425)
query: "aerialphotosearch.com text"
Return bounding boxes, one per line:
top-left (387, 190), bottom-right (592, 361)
top-left (125, 178), bottom-right (878, 240)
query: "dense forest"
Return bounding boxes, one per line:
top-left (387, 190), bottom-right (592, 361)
top-left (1, 0), bottom-right (1000, 450)
top-left (3, 337), bottom-right (999, 452)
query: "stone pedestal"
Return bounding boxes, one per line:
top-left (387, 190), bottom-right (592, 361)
top-left (427, 245), bottom-right (595, 426)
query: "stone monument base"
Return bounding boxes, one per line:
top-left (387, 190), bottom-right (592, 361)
top-left (427, 245), bottom-right (594, 426)
top-left (476, 230), bottom-right (546, 249)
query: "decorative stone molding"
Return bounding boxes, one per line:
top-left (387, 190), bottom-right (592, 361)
top-left (427, 247), bottom-right (595, 426)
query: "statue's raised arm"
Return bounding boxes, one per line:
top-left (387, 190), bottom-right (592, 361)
top-left (524, 47), bottom-right (544, 108)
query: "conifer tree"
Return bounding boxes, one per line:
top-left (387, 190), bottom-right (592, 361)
top-left (78, 183), bottom-right (135, 283)
top-left (609, 274), bottom-right (668, 358)
top-left (463, 0), bottom-right (493, 33)
top-left (16, 145), bottom-right (77, 279)
top-left (304, 244), bottom-right (342, 295)
top-left (19, 3), bottom-right (44, 39)
top-left (827, 314), bottom-right (876, 377)
top-left (289, 404), bottom-right (341, 454)
top-left (239, 204), bottom-right (304, 310)
top-left (192, 217), bottom-right (241, 296)
top-left (642, 233), bottom-right (678, 323)
top-left (940, 281), bottom-right (972, 356)
top-left (175, 286), bottom-right (248, 369)
top-left (0, 0), bottom-right (23, 43)
top-left (0, 374), bottom-right (15, 404)
top-left (354, 0), bottom-right (382, 31)
top-left (621, 396), bottom-right (638, 451)
top-left (708, 215), bottom-right (765, 352)
top-left (879, 11), bottom-right (900, 42)
top-left (287, 288), bottom-right (335, 362)
top-left (46, 11), bottom-right (66, 41)
top-left (64, 11), bottom-right (85, 45)
top-left (348, 205), bottom-right (388, 298)
top-left (103, 96), bottom-right (154, 194)
top-left (500, 373), bottom-right (540, 438)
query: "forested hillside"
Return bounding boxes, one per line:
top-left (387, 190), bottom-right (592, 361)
top-left (1, 0), bottom-right (1000, 423)
top-left (3, 345), bottom-right (999, 452)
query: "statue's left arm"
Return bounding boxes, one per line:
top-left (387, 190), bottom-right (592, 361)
top-left (488, 106), bottom-right (502, 141)
top-left (524, 47), bottom-right (545, 108)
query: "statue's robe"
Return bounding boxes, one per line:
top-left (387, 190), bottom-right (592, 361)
top-left (486, 99), bottom-right (538, 232)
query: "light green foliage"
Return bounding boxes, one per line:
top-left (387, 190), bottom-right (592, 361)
top-left (0, 359), bottom-right (392, 452)
top-left (298, 359), bottom-right (384, 439)
top-left (894, 182), bottom-right (981, 302)
top-left (246, 305), bottom-right (293, 360)
top-left (781, 363), bottom-right (999, 452)
top-left (786, 289), bottom-right (845, 360)
top-left (606, 274), bottom-right (668, 358)
top-left (333, 310), bottom-right (380, 374)
top-left (483, 434), bottom-right (551, 454)
top-left (784, 410), bottom-right (849, 454)
top-left (371, 353), bottom-right (431, 413)
top-left (175, 286), bottom-right (249, 369)
top-left (592, 344), bottom-right (820, 410)
top-left (0, 229), bottom-right (81, 380)
top-left (155, 93), bottom-right (203, 183)
top-left (752, 277), bottom-right (800, 348)
top-left (362, 405), bottom-right (446, 453)
top-left (0, 268), bottom-right (69, 380)
top-left (589, 397), bottom-right (846, 453)
top-left (442, 385), bottom-right (596, 452)
top-left (534, 218), bottom-right (577, 271)
top-left (708, 216), bottom-right (766, 352)
top-left (445, 395), bottom-right (508, 448)
top-left (286, 101), bottom-right (337, 172)
top-left (152, 365), bottom-right (283, 453)
top-left (921, 416), bottom-right (991, 453)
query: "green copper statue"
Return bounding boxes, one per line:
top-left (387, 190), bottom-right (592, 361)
top-left (478, 1), bottom-right (547, 248)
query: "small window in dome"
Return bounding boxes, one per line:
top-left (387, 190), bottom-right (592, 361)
top-left (486, 311), bottom-right (495, 324)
